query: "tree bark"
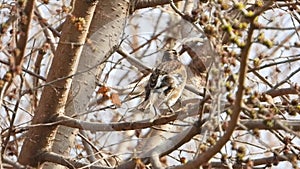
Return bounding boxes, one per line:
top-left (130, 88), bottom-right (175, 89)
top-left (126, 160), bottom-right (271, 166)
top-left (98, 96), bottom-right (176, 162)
top-left (18, 1), bottom-right (98, 167)
top-left (43, 0), bottom-right (130, 168)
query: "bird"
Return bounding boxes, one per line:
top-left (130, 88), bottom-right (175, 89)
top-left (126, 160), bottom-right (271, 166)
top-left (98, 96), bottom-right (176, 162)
top-left (138, 49), bottom-right (187, 115)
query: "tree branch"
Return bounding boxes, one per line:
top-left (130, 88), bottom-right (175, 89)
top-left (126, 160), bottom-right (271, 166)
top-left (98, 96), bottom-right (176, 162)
top-left (135, 0), bottom-right (183, 10)
top-left (41, 152), bottom-right (111, 169)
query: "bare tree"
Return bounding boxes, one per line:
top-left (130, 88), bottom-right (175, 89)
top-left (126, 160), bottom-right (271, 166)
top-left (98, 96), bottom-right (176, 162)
top-left (0, 0), bottom-right (300, 169)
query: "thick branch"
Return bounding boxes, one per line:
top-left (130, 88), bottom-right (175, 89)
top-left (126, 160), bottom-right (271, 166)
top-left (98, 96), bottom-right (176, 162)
top-left (265, 88), bottom-right (299, 97)
top-left (14, 118), bottom-right (300, 135)
top-left (53, 99), bottom-right (200, 131)
top-left (41, 152), bottom-right (111, 169)
top-left (15, 0), bottom-right (35, 67)
top-left (135, 0), bottom-right (183, 10)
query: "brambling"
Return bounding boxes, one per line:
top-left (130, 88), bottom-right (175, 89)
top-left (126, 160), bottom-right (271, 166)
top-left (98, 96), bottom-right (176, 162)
top-left (138, 50), bottom-right (187, 115)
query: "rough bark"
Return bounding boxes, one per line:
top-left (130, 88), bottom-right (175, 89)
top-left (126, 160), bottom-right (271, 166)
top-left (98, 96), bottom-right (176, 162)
top-left (44, 0), bottom-right (130, 168)
top-left (18, 1), bottom-right (98, 167)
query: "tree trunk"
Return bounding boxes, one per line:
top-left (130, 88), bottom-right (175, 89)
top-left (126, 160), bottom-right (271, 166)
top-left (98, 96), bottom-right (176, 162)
top-left (18, 1), bottom-right (97, 167)
top-left (43, 0), bottom-right (129, 168)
